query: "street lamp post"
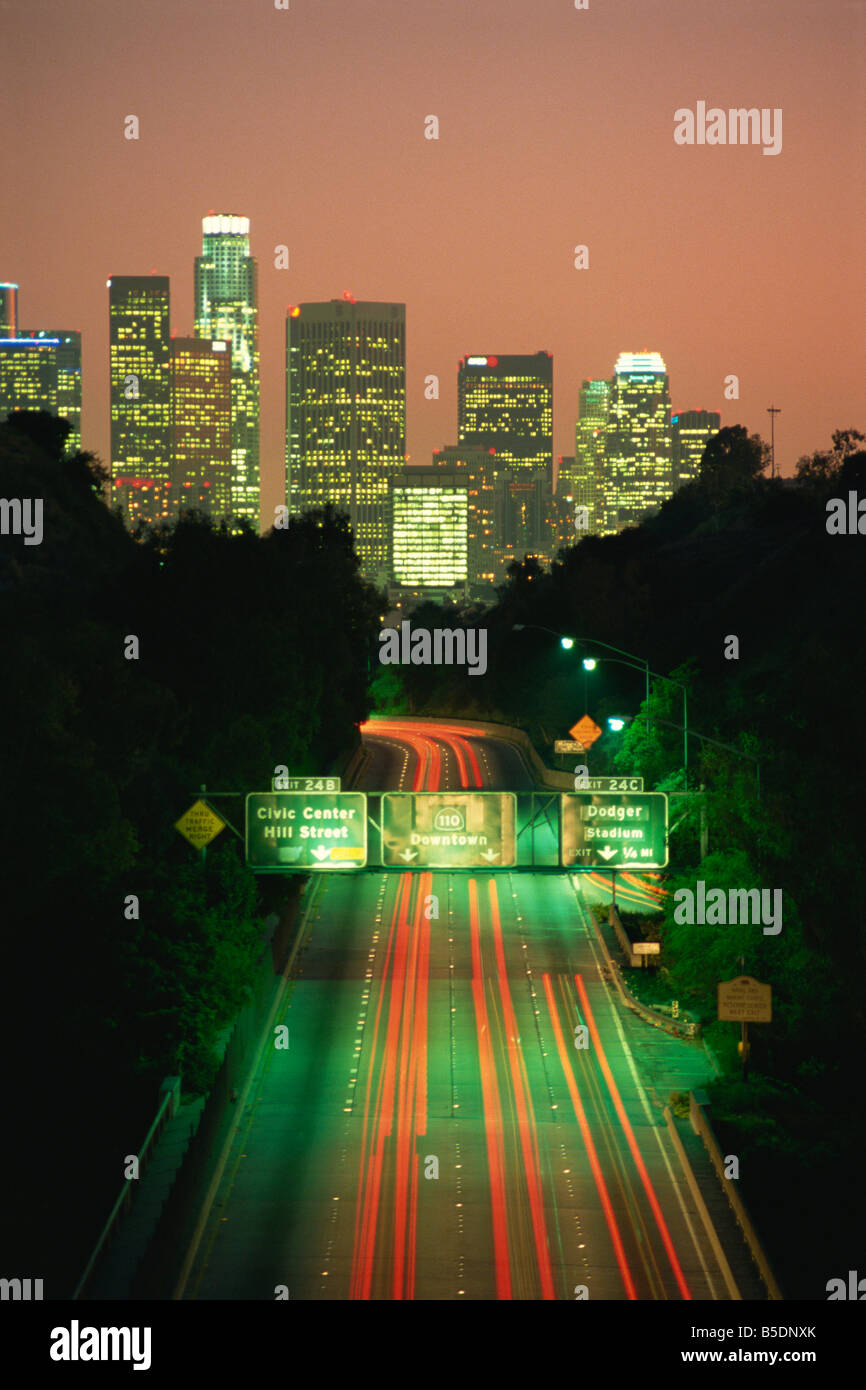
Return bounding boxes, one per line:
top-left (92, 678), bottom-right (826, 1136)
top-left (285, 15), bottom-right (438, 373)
top-left (645, 717), bottom-right (760, 801)
top-left (590, 655), bottom-right (689, 791)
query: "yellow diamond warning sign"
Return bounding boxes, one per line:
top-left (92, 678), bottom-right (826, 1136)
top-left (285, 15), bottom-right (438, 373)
top-left (175, 799), bottom-right (226, 850)
top-left (569, 715), bottom-right (603, 748)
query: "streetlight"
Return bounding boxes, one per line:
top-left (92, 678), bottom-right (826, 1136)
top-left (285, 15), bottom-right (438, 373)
top-left (607, 717), bottom-right (626, 732)
top-left (513, 623), bottom-right (651, 733)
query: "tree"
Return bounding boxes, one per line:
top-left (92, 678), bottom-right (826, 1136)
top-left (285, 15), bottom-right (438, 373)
top-left (698, 425), bottom-right (769, 503)
top-left (795, 428), bottom-right (865, 488)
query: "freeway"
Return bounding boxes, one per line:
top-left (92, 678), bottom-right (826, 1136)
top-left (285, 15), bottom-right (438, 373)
top-left (181, 718), bottom-right (728, 1300)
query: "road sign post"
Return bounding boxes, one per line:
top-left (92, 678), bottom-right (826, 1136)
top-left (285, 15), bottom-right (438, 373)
top-left (718, 975), bottom-right (772, 1082)
top-left (175, 795), bottom-right (226, 864)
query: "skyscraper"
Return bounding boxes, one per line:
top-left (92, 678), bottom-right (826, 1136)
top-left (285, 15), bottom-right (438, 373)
top-left (286, 295), bottom-right (406, 583)
top-left (457, 353), bottom-right (553, 476)
top-left (0, 338), bottom-right (60, 427)
top-left (18, 330), bottom-right (82, 453)
top-left (604, 351), bottom-right (672, 531)
top-left (108, 275), bottom-right (172, 528)
top-left (671, 409), bottom-right (721, 490)
top-left (170, 337), bottom-right (233, 520)
top-left (0, 285), bottom-right (83, 452)
top-left (570, 377), bottom-right (610, 536)
top-left (0, 283), bottom-right (18, 339)
top-left (194, 214), bottom-right (260, 530)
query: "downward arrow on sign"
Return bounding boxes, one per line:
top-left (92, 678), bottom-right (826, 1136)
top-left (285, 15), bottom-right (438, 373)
top-left (400, 848), bottom-right (418, 862)
top-left (597, 846), bottom-right (618, 861)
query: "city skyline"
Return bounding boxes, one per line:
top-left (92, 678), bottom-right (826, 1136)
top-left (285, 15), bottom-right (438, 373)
top-left (2, 0), bottom-right (861, 530)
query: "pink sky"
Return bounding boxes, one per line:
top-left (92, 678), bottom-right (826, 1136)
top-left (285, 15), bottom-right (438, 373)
top-left (2, 0), bottom-right (863, 526)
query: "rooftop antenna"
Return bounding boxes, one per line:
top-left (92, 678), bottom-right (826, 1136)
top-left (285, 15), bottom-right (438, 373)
top-left (766, 404), bottom-right (781, 478)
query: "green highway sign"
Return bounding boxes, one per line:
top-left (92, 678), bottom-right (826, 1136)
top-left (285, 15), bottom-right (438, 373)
top-left (382, 792), bottom-right (516, 868)
top-left (246, 792), bottom-right (367, 871)
top-left (560, 792), bottom-right (668, 868)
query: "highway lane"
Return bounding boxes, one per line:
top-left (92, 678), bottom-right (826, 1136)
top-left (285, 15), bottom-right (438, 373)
top-left (183, 719), bottom-right (724, 1300)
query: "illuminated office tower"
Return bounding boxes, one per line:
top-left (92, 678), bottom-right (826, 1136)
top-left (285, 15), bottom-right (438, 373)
top-left (671, 409), bottom-right (720, 490)
top-left (572, 377), bottom-right (609, 535)
top-left (432, 444), bottom-right (497, 588)
top-left (170, 337), bottom-right (233, 520)
top-left (603, 352), bottom-right (672, 532)
top-left (18, 330), bottom-right (82, 452)
top-left (286, 295), bottom-right (406, 583)
top-left (391, 470), bottom-right (468, 593)
top-left (0, 337), bottom-right (59, 426)
top-left (457, 352), bottom-right (553, 476)
top-left (108, 275), bottom-right (172, 528)
top-left (194, 214), bottom-right (260, 529)
top-left (0, 283), bottom-right (18, 338)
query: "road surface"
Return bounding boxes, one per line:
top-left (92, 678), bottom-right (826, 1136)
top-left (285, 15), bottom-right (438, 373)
top-left (182, 718), bottom-right (727, 1300)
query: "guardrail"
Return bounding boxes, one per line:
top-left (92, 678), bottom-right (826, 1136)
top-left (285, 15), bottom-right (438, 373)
top-left (606, 905), bottom-right (698, 1038)
top-left (72, 1075), bottom-right (180, 1300)
top-left (689, 1090), bottom-right (783, 1300)
top-left (662, 1104), bottom-right (741, 1299)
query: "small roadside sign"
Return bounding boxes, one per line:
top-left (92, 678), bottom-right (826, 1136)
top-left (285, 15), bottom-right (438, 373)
top-left (717, 976), bottom-right (772, 1023)
top-left (175, 800), bottom-right (226, 850)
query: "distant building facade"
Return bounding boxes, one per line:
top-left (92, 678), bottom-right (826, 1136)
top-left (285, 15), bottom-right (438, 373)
top-left (431, 445), bottom-right (497, 588)
top-left (0, 282), bottom-right (82, 454)
top-left (0, 283), bottom-right (18, 339)
top-left (603, 352), bottom-right (672, 531)
top-left (572, 377), bottom-right (610, 535)
top-left (108, 275), bottom-right (172, 528)
top-left (286, 295), bottom-right (406, 584)
top-left (17, 330), bottom-right (82, 453)
top-left (194, 214), bottom-right (260, 529)
top-left (391, 468), bottom-right (469, 594)
top-left (457, 352), bottom-right (553, 476)
top-left (170, 337), bottom-right (233, 520)
top-left (0, 337), bottom-right (61, 429)
top-left (671, 409), bottom-right (721, 490)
